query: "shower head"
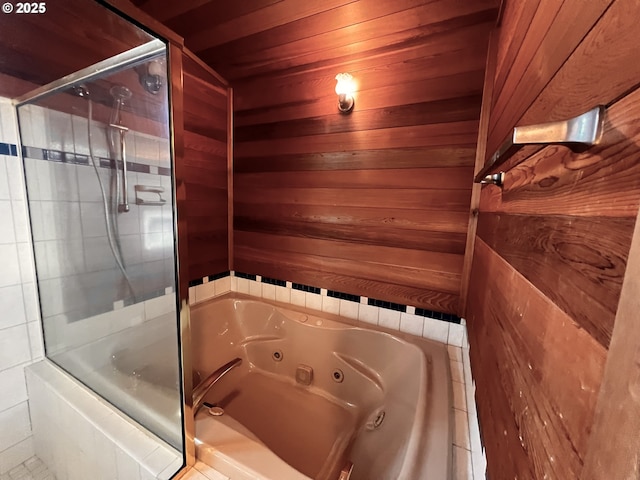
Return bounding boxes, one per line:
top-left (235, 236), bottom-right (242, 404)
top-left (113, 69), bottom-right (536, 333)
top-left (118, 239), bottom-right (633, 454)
top-left (73, 84), bottom-right (89, 98)
top-left (110, 85), bottom-right (132, 101)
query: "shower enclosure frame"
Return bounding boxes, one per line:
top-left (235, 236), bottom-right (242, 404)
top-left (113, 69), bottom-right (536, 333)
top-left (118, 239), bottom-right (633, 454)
top-left (14, 36), bottom-right (196, 478)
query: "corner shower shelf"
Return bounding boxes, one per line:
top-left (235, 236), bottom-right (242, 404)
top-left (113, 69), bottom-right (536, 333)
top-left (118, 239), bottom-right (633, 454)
top-left (474, 105), bottom-right (606, 186)
top-left (135, 184), bottom-right (166, 206)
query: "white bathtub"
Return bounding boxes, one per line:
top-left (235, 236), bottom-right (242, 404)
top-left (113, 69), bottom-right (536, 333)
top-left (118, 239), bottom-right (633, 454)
top-left (48, 311), bottom-right (184, 450)
top-left (191, 295), bottom-right (452, 480)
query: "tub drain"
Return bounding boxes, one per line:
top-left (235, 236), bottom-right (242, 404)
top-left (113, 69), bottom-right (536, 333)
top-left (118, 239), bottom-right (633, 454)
top-left (332, 369), bottom-right (344, 383)
top-left (272, 350), bottom-right (283, 362)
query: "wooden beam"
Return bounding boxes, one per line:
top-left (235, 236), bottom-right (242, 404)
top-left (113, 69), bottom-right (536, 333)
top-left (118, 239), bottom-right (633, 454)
top-left (581, 200), bottom-right (640, 478)
top-left (460, 29), bottom-right (498, 316)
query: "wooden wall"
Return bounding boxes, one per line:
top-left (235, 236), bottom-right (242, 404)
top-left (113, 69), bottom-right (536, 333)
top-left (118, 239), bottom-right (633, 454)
top-left (466, 0), bottom-right (640, 477)
top-left (0, 0), bottom-right (155, 98)
top-left (225, 2), bottom-right (497, 314)
top-left (181, 52), bottom-right (230, 281)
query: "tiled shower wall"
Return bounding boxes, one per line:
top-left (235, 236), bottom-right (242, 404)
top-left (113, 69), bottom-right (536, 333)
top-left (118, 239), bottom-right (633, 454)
top-left (17, 104), bottom-right (175, 352)
top-left (0, 98), bottom-right (44, 473)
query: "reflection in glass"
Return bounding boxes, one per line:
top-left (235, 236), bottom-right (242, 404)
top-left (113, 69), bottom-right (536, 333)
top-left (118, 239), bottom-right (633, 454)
top-left (17, 46), bottom-right (183, 450)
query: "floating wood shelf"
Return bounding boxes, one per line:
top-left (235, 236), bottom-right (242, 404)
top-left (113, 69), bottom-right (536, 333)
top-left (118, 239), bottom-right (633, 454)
top-left (474, 105), bottom-right (606, 184)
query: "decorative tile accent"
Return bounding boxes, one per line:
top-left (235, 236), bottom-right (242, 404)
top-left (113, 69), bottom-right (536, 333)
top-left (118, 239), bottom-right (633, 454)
top-left (368, 298), bottom-right (407, 312)
top-left (291, 283), bottom-right (320, 294)
top-left (326, 290), bottom-right (360, 303)
top-left (415, 307), bottom-right (462, 324)
top-left (208, 271), bottom-right (230, 282)
top-left (0, 143), bottom-right (18, 157)
top-left (261, 276), bottom-right (285, 287)
top-left (21, 147), bottom-right (171, 176)
top-left (233, 272), bottom-right (256, 280)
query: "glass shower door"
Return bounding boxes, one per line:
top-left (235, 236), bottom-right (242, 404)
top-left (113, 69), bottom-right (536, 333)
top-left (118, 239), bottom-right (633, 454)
top-left (16, 40), bottom-right (184, 452)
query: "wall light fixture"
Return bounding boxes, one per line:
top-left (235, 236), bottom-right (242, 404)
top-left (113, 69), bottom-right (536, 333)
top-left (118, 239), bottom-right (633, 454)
top-left (335, 73), bottom-right (355, 113)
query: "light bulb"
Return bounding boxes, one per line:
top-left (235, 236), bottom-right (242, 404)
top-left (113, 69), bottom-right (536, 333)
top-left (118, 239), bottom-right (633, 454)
top-left (335, 73), bottom-right (355, 95)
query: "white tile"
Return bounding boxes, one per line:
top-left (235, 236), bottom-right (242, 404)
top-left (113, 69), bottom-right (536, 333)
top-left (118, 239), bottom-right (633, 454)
top-left (0, 101), bottom-right (18, 143)
top-left (261, 282), bottom-right (276, 301)
top-left (10, 201), bottom-right (29, 244)
top-left (26, 323), bottom-right (44, 362)
top-left (468, 406), bottom-right (482, 455)
top-left (399, 312), bottom-right (423, 337)
top-left (49, 163), bottom-right (79, 202)
top-left (188, 287), bottom-right (196, 305)
top-left (452, 381), bottom-right (467, 412)
top-left (0, 285), bottom-right (26, 330)
top-left (450, 360), bottom-right (464, 384)
top-left (0, 364), bottom-right (28, 412)
top-left (275, 285), bottom-right (290, 304)
top-left (448, 345), bottom-right (463, 363)
top-left (235, 277), bottom-right (249, 295)
top-left (139, 445), bottom-right (180, 477)
top-left (339, 299), bottom-right (359, 320)
top-left (24, 456), bottom-right (42, 471)
top-left (117, 208), bottom-right (141, 236)
top-left (357, 304), bottom-right (378, 325)
top-left (0, 201), bottom-right (15, 244)
top-left (120, 234), bottom-right (142, 266)
top-left (5, 158), bottom-right (26, 203)
top-left (139, 206), bottom-right (164, 234)
top-left (215, 276), bottom-right (231, 295)
top-left (0, 436), bottom-right (33, 475)
top-left (16, 243), bottom-right (35, 285)
top-left (144, 293), bottom-right (175, 319)
top-left (0, 402), bottom-right (31, 453)
top-left (0, 158), bottom-right (10, 200)
top-left (248, 279), bottom-right (261, 298)
top-left (115, 448), bottom-right (141, 480)
top-left (305, 292), bottom-right (322, 311)
top-left (35, 239), bottom-right (86, 279)
top-left (321, 295), bottom-right (340, 315)
top-left (290, 288), bottom-right (305, 307)
top-left (472, 451), bottom-right (487, 480)
top-left (47, 110), bottom-right (74, 154)
top-left (229, 275), bottom-right (237, 292)
top-left (359, 296), bottom-right (368, 305)
top-left (76, 163), bottom-right (104, 203)
top-left (320, 288), bottom-right (327, 296)
top-left (21, 284), bottom-right (39, 323)
top-left (71, 114), bottom-right (90, 156)
top-left (141, 233), bottom-right (164, 262)
top-left (454, 408), bottom-right (470, 450)
top-left (448, 323), bottom-right (466, 347)
top-left (422, 317), bottom-right (449, 344)
top-left (378, 308), bottom-right (400, 330)
top-left (0, 324), bottom-right (30, 371)
top-left (158, 457), bottom-right (183, 480)
top-left (453, 445), bottom-right (472, 480)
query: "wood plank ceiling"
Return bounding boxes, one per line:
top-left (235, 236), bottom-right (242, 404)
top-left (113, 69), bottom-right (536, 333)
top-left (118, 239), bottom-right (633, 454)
top-left (132, 0), bottom-right (498, 314)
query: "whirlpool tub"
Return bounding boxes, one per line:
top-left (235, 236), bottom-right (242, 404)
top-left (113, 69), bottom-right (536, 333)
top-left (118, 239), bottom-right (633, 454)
top-left (191, 295), bottom-right (452, 480)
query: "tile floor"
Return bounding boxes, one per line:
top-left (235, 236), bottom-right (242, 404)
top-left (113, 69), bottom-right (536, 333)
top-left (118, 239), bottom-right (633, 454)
top-left (0, 457), bottom-right (55, 480)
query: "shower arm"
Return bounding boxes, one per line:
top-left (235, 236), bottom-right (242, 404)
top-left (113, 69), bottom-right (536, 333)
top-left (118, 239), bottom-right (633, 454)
top-left (192, 357), bottom-right (243, 414)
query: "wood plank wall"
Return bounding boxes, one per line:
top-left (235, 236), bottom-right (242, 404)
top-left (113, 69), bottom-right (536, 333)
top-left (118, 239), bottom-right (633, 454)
top-left (229, 2), bottom-right (497, 315)
top-left (181, 52), bottom-right (230, 281)
top-left (466, 0), bottom-right (640, 477)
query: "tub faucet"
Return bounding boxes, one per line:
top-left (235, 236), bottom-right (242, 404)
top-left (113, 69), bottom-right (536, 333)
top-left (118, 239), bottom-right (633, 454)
top-left (192, 357), bottom-right (242, 414)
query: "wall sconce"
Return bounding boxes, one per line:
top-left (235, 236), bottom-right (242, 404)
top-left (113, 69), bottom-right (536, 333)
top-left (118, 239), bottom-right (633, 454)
top-left (335, 73), bottom-right (355, 113)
